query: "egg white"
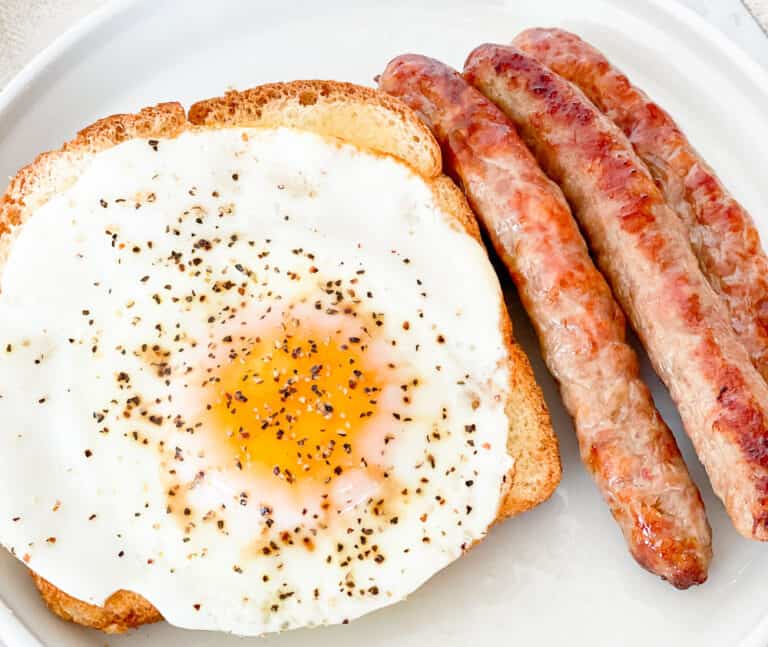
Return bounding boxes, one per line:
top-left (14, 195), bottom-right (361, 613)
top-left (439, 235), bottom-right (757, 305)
top-left (0, 127), bottom-right (512, 635)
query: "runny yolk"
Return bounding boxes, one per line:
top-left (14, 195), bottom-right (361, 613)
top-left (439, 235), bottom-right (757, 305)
top-left (205, 326), bottom-right (385, 488)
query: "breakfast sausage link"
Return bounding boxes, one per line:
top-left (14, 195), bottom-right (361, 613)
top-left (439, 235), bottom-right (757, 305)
top-left (464, 43), bottom-right (768, 541)
top-left (379, 54), bottom-right (711, 587)
top-left (513, 27), bottom-right (768, 382)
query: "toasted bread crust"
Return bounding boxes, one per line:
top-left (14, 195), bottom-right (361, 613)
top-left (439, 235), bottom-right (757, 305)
top-left (31, 573), bottom-right (161, 634)
top-left (0, 103), bottom-right (187, 236)
top-left (188, 81), bottom-right (441, 179)
top-left (497, 309), bottom-right (561, 517)
top-left (3, 81), bottom-right (558, 633)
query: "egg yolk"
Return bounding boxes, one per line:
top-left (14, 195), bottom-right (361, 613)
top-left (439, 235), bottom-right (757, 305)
top-left (205, 326), bottom-right (385, 488)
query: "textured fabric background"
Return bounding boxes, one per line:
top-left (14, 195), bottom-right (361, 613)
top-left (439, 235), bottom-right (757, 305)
top-left (745, 0), bottom-right (768, 33)
top-left (0, 0), bottom-right (104, 87)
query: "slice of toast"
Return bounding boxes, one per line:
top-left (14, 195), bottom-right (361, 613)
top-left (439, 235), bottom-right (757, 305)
top-left (1, 81), bottom-right (560, 633)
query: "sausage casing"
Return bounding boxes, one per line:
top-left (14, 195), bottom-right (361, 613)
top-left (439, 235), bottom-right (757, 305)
top-left (464, 43), bottom-right (768, 541)
top-left (514, 27), bottom-right (768, 382)
top-left (380, 54), bottom-right (711, 587)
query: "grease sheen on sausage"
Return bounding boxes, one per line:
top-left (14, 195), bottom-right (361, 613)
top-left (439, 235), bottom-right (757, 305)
top-left (379, 54), bottom-right (711, 587)
top-left (464, 43), bottom-right (768, 541)
top-left (513, 27), bottom-right (768, 383)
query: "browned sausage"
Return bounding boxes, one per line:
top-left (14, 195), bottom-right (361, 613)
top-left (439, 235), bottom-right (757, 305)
top-left (513, 27), bottom-right (768, 382)
top-left (464, 43), bottom-right (768, 541)
top-left (379, 54), bottom-right (711, 587)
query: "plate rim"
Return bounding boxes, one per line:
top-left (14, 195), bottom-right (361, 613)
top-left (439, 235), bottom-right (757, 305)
top-left (0, 1), bottom-right (767, 645)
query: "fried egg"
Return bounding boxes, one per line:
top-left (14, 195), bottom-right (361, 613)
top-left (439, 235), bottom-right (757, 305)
top-left (0, 126), bottom-right (513, 634)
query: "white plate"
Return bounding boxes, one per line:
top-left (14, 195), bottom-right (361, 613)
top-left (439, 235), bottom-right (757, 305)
top-left (2, 1), bottom-right (768, 645)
